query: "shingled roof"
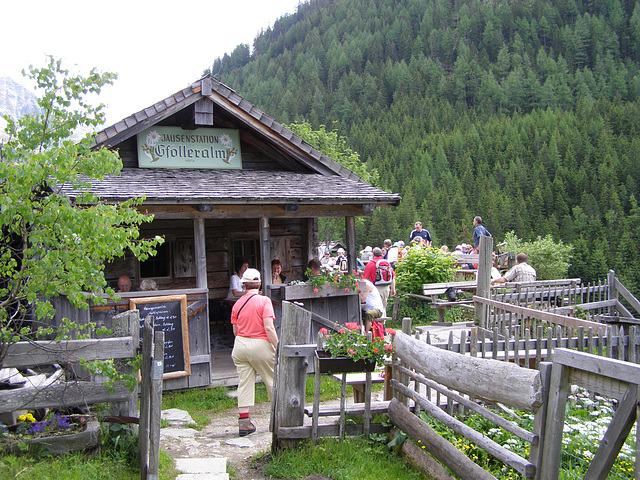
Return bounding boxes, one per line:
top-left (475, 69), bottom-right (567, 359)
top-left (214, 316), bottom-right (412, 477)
top-left (94, 75), bottom-right (362, 181)
top-left (59, 169), bottom-right (398, 205)
top-left (76, 75), bottom-right (401, 208)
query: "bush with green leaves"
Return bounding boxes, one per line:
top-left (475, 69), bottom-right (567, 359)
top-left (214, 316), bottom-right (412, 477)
top-left (0, 57), bottom-right (162, 364)
top-left (502, 231), bottom-right (573, 280)
top-left (394, 246), bottom-right (456, 295)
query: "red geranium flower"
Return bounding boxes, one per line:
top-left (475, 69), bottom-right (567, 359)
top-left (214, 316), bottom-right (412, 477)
top-left (319, 328), bottom-right (328, 335)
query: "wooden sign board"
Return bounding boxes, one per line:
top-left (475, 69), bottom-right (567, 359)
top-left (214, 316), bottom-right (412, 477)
top-left (130, 295), bottom-right (190, 379)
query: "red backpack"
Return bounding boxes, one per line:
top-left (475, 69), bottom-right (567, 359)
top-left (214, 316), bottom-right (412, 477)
top-left (374, 259), bottom-right (393, 286)
top-left (371, 320), bottom-right (385, 339)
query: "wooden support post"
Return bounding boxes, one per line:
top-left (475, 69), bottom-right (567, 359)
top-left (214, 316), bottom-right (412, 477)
top-left (272, 301), bottom-right (312, 452)
top-left (139, 316), bottom-right (153, 478)
top-left (194, 218), bottom-right (207, 289)
top-left (475, 235), bottom-right (493, 328)
top-left (539, 361), bottom-right (570, 480)
top-left (345, 216), bottom-right (356, 275)
top-left (607, 270), bottom-right (616, 318)
top-left (110, 309), bottom-right (139, 419)
top-left (148, 331), bottom-right (164, 480)
top-left (260, 217), bottom-right (271, 288)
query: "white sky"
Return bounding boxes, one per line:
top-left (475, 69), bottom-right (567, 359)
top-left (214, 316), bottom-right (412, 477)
top-left (2, 0), bottom-right (303, 125)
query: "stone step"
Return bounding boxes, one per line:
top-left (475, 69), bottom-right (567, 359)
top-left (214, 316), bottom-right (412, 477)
top-left (174, 457), bottom-right (228, 480)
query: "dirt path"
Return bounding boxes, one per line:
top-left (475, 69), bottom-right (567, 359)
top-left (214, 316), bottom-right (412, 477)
top-left (161, 401), bottom-right (274, 479)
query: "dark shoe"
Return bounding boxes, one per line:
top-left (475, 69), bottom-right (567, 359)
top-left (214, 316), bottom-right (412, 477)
top-left (239, 418), bottom-right (256, 437)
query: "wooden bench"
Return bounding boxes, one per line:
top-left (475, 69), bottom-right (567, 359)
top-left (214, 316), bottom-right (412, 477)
top-left (417, 281), bottom-right (478, 322)
top-left (331, 372), bottom-right (388, 403)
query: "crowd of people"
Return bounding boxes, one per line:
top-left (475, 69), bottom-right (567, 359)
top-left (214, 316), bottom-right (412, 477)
top-left (220, 215), bottom-right (537, 437)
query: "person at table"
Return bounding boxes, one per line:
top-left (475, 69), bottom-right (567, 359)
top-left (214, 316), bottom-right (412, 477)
top-left (116, 275), bottom-right (137, 293)
top-left (491, 252), bottom-right (537, 285)
top-left (227, 257), bottom-right (249, 301)
top-left (231, 268), bottom-right (278, 436)
top-left (360, 278), bottom-right (385, 333)
top-left (271, 259), bottom-right (286, 284)
top-left (307, 258), bottom-right (322, 278)
top-left (139, 278), bottom-right (158, 291)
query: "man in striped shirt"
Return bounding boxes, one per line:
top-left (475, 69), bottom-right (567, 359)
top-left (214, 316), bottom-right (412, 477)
top-left (491, 252), bottom-right (537, 285)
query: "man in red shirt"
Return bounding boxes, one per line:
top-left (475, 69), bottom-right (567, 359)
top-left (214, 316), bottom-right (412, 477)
top-left (362, 247), bottom-right (395, 313)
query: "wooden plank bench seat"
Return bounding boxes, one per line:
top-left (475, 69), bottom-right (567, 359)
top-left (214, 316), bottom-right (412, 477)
top-left (305, 400), bottom-right (391, 417)
top-left (331, 373), bottom-right (385, 403)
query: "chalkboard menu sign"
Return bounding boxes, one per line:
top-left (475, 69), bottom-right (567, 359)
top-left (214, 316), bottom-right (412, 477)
top-left (130, 295), bottom-right (190, 379)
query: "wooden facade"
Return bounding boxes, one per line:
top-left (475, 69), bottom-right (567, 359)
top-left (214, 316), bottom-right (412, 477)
top-left (58, 75), bottom-right (400, 389)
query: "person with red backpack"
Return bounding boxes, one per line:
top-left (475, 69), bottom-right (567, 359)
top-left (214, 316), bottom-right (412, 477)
top-left (362, 247), bottom-right (395, 312)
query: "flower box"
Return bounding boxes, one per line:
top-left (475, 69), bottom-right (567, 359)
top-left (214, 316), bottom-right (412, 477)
top-left (0, 416), bottom-right (100, 455)
top-left (284, 283), bottom-right (362, 301)
top-left (315, 350), bottom-right (376, 374)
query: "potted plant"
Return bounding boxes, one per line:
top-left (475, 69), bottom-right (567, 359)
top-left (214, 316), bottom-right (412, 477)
top-left (0, 412), bottom-right (100, 455)
top-left (284, 268), bottom-right (362, 300)
top-left (315, 323), bottom-right (395, 374)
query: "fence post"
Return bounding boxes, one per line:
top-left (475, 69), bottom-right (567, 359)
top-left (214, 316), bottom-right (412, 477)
top-left (272, 301), bottom-right (312, 452)
top-left (148, 331), bottom-right (164, 480)
top-left (475, 235), bottom-right (493, 329)
top-left (608, 270), bottom-right (616, 317)
top-left (110, 309), bottom-right (140, 420)
top-left (139, 316), bottom-right (153, 478)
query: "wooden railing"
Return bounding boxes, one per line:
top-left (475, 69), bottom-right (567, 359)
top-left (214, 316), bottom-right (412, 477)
top-left (389, 318), bottom-right (640, 479)
top-left (0, 311), bottom-right (164, 480)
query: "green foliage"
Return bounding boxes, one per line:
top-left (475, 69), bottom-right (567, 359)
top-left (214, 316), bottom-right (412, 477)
top-left (286, 122), bottom-right (377, 245)
top-left (210, 0), bottom-right (640, 294)
top-left (0, 57), bottom-right (162, 360)
top-left (304, 267), bottom-right (359, 291)
top-left (394, 246), bottom-right (456, 295)
top-left (503, 231), bottom-right (573, 280)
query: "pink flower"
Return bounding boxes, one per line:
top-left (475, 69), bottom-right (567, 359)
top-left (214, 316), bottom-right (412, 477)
top-left (384, 344), bottom-right (394, 352)
top-left (319, 328), bottom-right (328, 335)
top-left (373, 347), bottom-right (379, 354)
top-left (385, 328), bottom-right (396, 335)
top-left (344, 287), bottom-right (350, 292)
top-left (314, 288), bottom-right (319, 294)
top-left (345, 322), bottom-right (359, 331)
top-left (348, 349), bottom-right (355, 355)
top-left (379, 372), bottom-right (389, 378)
top-left (358, 288), bottom-right (362, 293)
top-left (338, 328), bottom-right (346, 334)
top-left (352, 269), bottom-right (357, 274)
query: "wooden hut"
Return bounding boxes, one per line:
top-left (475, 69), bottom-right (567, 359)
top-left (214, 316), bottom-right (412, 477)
top-left (57, 75), bottom-right (401, 389)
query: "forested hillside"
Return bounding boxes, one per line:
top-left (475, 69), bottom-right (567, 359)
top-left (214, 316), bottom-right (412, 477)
top-left (208, 0), bottom-right (640, 291)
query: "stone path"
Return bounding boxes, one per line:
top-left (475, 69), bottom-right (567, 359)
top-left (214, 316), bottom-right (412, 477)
top-left (160, 401), bottom-right (274, 480)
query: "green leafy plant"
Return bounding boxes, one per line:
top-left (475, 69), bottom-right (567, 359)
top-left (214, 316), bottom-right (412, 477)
top-left (502, 231), bottom-right (573, 280)
top-left (394, 245), bottom-right (456, 295)
top-left (0, 57), bottom-right (163, 368)
top-left (304, 267), bottom-right (360, 293)
top-left (318, 323), bottom-right (395, 364)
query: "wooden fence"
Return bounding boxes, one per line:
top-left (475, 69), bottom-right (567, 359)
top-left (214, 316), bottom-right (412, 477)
top-left (389, 320), bottom-right (640, 480)
top-left (0, 310), bottom-right (163, 480)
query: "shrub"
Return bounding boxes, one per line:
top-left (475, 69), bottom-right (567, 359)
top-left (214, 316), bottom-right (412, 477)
top-left (394, 246), bottom-right (456, 295)
top-left (503, 231), bottom-right (573, 280)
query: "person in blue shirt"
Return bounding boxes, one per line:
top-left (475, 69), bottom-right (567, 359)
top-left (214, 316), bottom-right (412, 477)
top-left (473, 216), bottom-right (492, 250)
top-left (409, 221), bottom-right (432, 246)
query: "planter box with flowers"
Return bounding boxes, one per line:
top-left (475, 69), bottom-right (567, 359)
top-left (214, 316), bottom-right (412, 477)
top-left (284, 269), bottom-right (363, 301)
top-left (0, 412), bottom-right (100, 455)
top-left (315, 323), bottom-right (395, 374)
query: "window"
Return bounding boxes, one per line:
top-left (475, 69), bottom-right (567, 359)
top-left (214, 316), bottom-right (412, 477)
top-left (232, 239), bottom-right (258, 273)
top-left (140, 241), bottom-right (171, 278)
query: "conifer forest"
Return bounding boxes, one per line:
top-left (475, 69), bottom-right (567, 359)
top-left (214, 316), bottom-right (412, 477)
top-left (208, 0), bottom-right (640, 293)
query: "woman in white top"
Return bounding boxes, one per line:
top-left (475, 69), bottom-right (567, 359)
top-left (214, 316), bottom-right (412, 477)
top-left (227, 258), bottom-right (249, 301)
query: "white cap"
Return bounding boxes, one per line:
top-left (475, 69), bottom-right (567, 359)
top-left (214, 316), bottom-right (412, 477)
top-left (240, 268), bottom-right (261, 283)
top-left (337, 248), bottom-right (345, 254)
